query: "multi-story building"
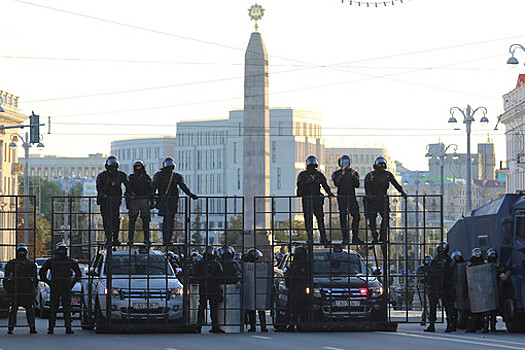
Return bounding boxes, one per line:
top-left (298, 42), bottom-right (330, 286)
top-left (500, 74), bottom-right (525, 193)
top-left (0, 90), bottom-right (28, 260)
top-left (21, 153), bottom-right (106, 181)
top-left (110, 137), bottom-right (177, 175)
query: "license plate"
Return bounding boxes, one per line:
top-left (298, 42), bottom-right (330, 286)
top-left (133, 302), bottom-right (158, 309)
top-left (334, 300), bottom-right (360, 307)
top-left (71, 297), bottom-right (81, 306)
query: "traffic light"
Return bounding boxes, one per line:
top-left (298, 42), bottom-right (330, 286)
top-left (29, 111), bottom-right (39, 144)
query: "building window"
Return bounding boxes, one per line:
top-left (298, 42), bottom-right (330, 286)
top-left (277, 167), bottom-right (281, 190)
top-left (233, 142), bottom-right (237, 164)
top-left (272, 141), bottom-right (276, 163)
top-left (279, 122), bottom-right (283, 136)
top-left (237, 168), bottom-right (241, 190)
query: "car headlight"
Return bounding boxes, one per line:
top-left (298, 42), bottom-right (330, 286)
top-left (169, 288), bottom-right (183, 299)
top-left (305, 287), bottom-right (322, 298)
top-left (370, 286), bottom-right (383, 298)
top-left (104, 287), bottom-right (123, 300)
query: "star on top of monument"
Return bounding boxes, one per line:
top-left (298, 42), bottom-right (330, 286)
top-left (248, 3), bottom-right (265, 31)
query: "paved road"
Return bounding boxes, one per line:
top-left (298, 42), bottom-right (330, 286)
top-left (1, 318), bottom-right (525, 350)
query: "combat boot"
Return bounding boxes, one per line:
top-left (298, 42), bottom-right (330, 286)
top-left (424, 323), bottom-right (435, 332)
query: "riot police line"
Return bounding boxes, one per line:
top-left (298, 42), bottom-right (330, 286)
top-left (1, 154), bottom-right (451, 334)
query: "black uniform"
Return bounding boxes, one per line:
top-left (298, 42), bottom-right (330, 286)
top-left (3, 256), bottom-right (38, 333)
top-left (152, 168), bottom-right (197, 245)
top-left (127, 170), bottom-right (154, 244)
top-left (297, 168), bottom-right (333, 244)
top-left (332, 168), bottom-right (360, 243)
top-left (285, 255), bottom-right (310, 329)
top-left (194, 254), bottom-right (224, 332)
top-left (364, 170), bottom-right (405, 242)
top-left (415, 263), bottom-right (431, 324)
top-left (39, 255), bottom-right (81, 333)
top-left (96, 169), bottom-right (131, 244)
top-left (451, 256), bottom-right (469, 329)
top-left (487, 255), bottom-right (508, 332)
top-left (427, 253), bottom-right (455, 331)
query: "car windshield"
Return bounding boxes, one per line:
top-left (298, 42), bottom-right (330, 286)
top-left (107, 253), bottom-right (174, 276)
top-left (313, 252), bottom-right (367, 276)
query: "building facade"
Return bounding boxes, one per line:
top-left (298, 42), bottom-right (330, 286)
top-left (21, 153), bottom-right (106, 181)
top-left (0, 90), bottom-right (29, 260)
top-left (500, 74), bottom-right (525, 193)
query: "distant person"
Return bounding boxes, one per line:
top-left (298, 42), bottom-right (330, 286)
top-left (297, 155), bottom-right (334, 246)
top-left (331, 154), bottom-right (361, 244)
top-left (152, 157), bottom-right (198, 246)
top-left (416, 255), bottom-right (432, 326)
top-left (364, 156), bottom-right (407, 243)
top-left (96, 156), bottom-right (131, 245)
top-left (127, 159), bottom-right (154, 245)
top-left (3, 244), bottom-right (38, 334)
top-left (40, 243), bottom-right (81, 335)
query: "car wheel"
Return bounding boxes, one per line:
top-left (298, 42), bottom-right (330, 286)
top-left (503, 288), bottom-right (525, 333)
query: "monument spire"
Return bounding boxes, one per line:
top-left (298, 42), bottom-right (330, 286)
top-left (248, 3), bottom-right (265, 32)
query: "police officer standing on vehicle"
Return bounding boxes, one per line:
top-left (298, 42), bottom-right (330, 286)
top-left (297, 155), bottom-right (334, 246)
top-left (3, 244), bottom-right (38, 334)
top-left (416, 255), bottom-right (432, 326)
top-left (364, 156), bottom-right (407, 243)
top-left (332, 154), bottom-right (361, 244)
top-left (424, 242), bottom-right (455, 333)
top-left (285, 246), bottom-right (310, 332)
top-left (40, 242), bottom-right (81, 334)
top-left (96, 156), bottom-right (131, 245)
top-left (152, 157), bottom-right (198, 246)
top-left (465, 247), bottom-right (489, 333)
top-left (127, 160), bottom-right (153, 245)
top-left (195, 246), bottom-right (225, 333)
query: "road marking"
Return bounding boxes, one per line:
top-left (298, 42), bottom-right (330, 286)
top-left (251, 335), bottom-right (272, 340)
top-left (379, 332), bottom-right (525, 350)
top-left (399, 330), bottom-right (525, 347)
top-left (113, 336), bottom-right (129, 341)
top-left (323, 347), bottom-right (345, 350)
top-left (165, 348), bottom-right (180, 350)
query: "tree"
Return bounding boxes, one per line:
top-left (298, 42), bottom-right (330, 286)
top-left (18, 176), bottom-right (63, 223)
top-left (191, 202), bottom-right (203, 245)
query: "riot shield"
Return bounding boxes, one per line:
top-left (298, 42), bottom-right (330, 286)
top-left (454, 262), bottom-right (469, 310)
top-left (217, 284), bottom-right (242, 332)
top-left (243, 262), bottom-right (272, 310)
top-left (466, 263), bottom-right (498, 313)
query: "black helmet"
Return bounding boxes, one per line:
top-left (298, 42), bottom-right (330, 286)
top-left (105, 155), bottom-right (119, 169)
top-left (292, 246), bottom-right (307, 259)
top-left (56, 242), bottom-right (68, 255)
top-left (276, 252), bottom-right (284, 261)
top-left (451, 250), bottom-right (462, 259)
top-left (423, 255), bottom-right (432, 266)
top-left (163, 157), bottom-right (175, 168)
top-left (373, 156), bottom-right (387, 170)
top-left (487, 248), bottom-right (497, 258)
top-left (306, 155), bottom-right (318, 168)
top-left (233, 252), bottom-right (243, 261)
top-left (219, 246), bottom-right (235, 259)
top-left (133, 159), bottom-right (145, 168)
top-left (338, 154), bottom-right (351, 168)
top-left (244, 248), bottom-right (263, 262)
top-left (471, 247), bottom-right (482, 257)
top-left (203, 246), bottom-right (216, 258)
top-left (436, 242), bottom-right (449, 254)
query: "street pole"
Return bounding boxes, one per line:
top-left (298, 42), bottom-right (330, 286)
top-left (24, 132), bottom-right (29, 245)
top-left (465, 107), bottom-right (472, 214)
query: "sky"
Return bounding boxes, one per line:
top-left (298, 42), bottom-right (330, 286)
top-left (1, 0), bottom-right (525, 172)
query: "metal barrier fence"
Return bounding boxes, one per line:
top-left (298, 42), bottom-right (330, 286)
top-left (0, 193), bottom-right (444, 332)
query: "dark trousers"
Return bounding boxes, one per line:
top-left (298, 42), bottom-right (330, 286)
top-left (467, 311), bottom-right (488, 332)
top-left (289, 292), bottom-right (309, 325)
top-left (128, 199), bottom-right (151, 243)
top-left (100, 198), bottom-right (121, 243)
top-left (337, 196), bottom-right (360, 243)
top-left (246, 310), bottom-right (267, 330)
top-left (49, 289), bottom-right (72, 330)
top-left (428, 292), bottom-right (454, 328)
top-left (8, 298), bottom-right (36, 331)
top-left (365, 198), bottom-right (389, 242)
top-left (161, 211), bottom-right (176, 245)
top-left (302, 196), bottom-right (326, 243)
top-left (198, 291), bottom-right (220, 328)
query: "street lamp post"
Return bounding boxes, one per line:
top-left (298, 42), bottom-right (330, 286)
top-left (506, 44), bottom-right (525, 65)
top-left (425, 143), bottom-right (458, 203)
top-left (10, 132), bottom-right (44, 244)
top-left (448, 105), bottom-right (488, 214)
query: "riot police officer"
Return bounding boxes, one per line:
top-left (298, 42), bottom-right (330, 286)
top-left (194, 246), bottom-right (224, 333)
top-left (297, 155), bottom-right (334, 245)
top-left (152, 157), bottom-right (198, 246)
top-left (3, 244), bottom-right (38, 334)
top-left (243, 248), bottom-right (267, 332)
top-left (466, 247), bottom-right (489, 333)
top-left (416, 255), bottom-right (432, 326)
top-left (39, 242), bottom-right (81, 334)
top-left (451, 250), bottom-right (468, 330)
top-left (486, 248), bottom-right (509, 332)
top-left (96, 156), bottom-right (131, 245)
top-left (127, 159), bottom-right (154, 245)
top-left (332, 154), bottom-right (361, 244)
top-left (424, 242), bottom-right (455, 333)
top-left (364, 156), bottom-right (407, 243)
top-left (219, 246), bottom-right (241, 287)
top-left (285, 246), bottom-right (310, 332)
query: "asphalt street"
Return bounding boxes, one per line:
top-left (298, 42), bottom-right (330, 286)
top-left (1, 318), bottom-right (524, 350)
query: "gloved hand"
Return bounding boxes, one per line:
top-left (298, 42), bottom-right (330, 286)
top-left (190, 194), bottom-right (198, 200)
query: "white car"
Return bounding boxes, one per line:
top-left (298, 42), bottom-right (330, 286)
top-left (82, 249), bottom-right (183, 331)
